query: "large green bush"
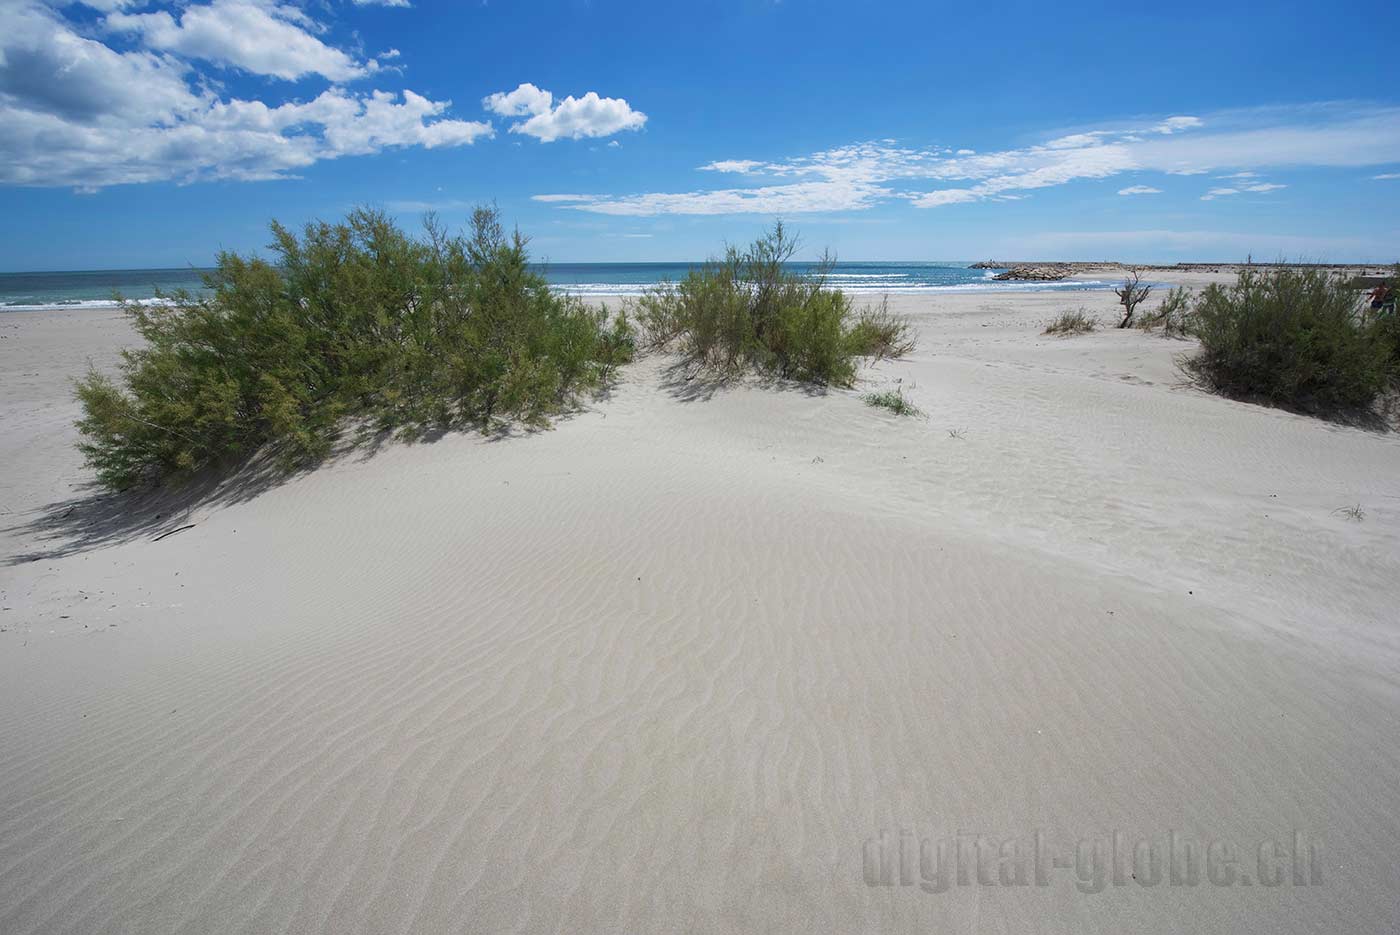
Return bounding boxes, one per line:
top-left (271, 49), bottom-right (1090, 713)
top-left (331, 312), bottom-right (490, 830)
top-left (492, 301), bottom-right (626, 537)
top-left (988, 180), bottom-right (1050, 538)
top-left (628, 222), bottom-right (912, 385)
top-left (76, 207), bottom-right (633, 489)
top-left (1182, 267), bottom-right (1391, 411)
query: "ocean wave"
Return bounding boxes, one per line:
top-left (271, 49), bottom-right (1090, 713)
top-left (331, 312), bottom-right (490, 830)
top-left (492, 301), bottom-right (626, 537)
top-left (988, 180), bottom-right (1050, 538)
top-left (821, 272), bottom-right (911, 279)
top-left (0, 297), bottom-right (171, 312)
top-left (2, 277), bottom-right (1121, 309)
top-left (556, 279), bottom-right (1116, 296)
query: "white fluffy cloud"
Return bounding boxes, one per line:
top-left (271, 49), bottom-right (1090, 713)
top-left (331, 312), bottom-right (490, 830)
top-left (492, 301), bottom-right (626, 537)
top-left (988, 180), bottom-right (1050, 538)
top-left (483, 82), bottom-right (553, 118)
top-left (1118, 185), bottom-right (1162, 195)
top-left (0, 1), bottom-right (491, 189)
top-left (0, 1), bottom-right (198, 124)
top-left (105, 0), bottom-right (368, 82)
top-left (535, 106), bottom-right (1400, 215)
top-left (3, 87), bottom-right (493, 190)
top-left (484, 83), bottom-right (646, 142)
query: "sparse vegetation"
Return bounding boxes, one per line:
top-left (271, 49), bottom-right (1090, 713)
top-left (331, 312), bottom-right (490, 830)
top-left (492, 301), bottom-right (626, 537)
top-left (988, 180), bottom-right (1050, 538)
top-left (1182, 267), bottom-right (1391, 412)
top-left (1333, 504), bottom-right (1366, 522)
top-left (1114, 270), bottom-right (1154, 328)
top-left (1135, 286), bottom-right (1195, 337)
top-left (628, 222), bottom-right (913, 385)
top-left (863, 387), bottom-right (924, 417)
top-left (75, 206), bottom-right (634, 489)
top-left (1043, 309), bottom-right (1099, 336)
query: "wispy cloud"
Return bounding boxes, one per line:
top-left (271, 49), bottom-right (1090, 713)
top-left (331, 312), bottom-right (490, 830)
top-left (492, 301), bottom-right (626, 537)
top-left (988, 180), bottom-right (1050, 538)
top-left (1152, 115), bottom-right (1204, 134)
top-left (383, 198), bottom-right (476, 213)
top-left (1200, 181), bottom-right (1286, 200)
top-left (534, 104), bottom-right (1400, 216)
top-left (1117, 185), bottom-right (1162, 195)
top-left (535, 179), bottom-right (888, 216)
top-left (1375, 173), bottom-right (1400, 180)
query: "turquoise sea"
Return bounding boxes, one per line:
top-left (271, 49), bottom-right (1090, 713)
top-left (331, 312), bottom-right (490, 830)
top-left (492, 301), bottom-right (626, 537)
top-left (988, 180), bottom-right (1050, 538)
top-left (0, 262), bottom-right (1115, 311)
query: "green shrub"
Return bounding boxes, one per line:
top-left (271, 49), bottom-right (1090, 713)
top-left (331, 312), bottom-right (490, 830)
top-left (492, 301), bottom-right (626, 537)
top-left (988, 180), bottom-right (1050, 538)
top-left (1043, 309), bottom-right (1099, 335)
top-left (1136, 286), bottom-right (1195, 337)
top-left (863, 387), bottom-right (924, 418)
top-left (75, 206), bottom-right (632, 489)
top-left (1182, 267), bottom-right (1390, 411)
top-left (627, 222), bottom-right (912, 385)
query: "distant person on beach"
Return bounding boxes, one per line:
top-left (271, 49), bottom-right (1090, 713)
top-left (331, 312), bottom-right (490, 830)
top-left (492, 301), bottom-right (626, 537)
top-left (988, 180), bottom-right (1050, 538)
top-left (1368, 280), bottom-right (1393, 312)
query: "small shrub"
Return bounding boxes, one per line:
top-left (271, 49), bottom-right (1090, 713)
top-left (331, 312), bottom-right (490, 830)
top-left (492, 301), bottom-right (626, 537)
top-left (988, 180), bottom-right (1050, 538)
top-left (627, 222), bottom-right (913, 386)
top-left (1182, 267), bottom-right (1390, 412)
top-left (1044, 309), bottom-right (1099, 336)
top-left (1136, 286), bottom-right (1195, 337)
top-left (847, 297), bottom-right (917, 361)
top-left (632, 286), bottom-right (685, 350)
top-left (863, 387), bottom-right (924, 418)
top-left (75, 206), bottom-right (633, 489)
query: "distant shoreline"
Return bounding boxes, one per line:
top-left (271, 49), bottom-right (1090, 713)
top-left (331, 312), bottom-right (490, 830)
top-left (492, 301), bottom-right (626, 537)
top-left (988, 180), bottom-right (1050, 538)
top-left (4, 261), bottom-right (1392, 312)
top-left (972, 260), bottom-right (1393, 272)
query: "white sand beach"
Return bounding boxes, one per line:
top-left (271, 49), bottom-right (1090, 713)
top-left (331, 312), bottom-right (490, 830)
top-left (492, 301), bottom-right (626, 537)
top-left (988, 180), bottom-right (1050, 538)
top-left (3, 287), bottom-right (1399, 933)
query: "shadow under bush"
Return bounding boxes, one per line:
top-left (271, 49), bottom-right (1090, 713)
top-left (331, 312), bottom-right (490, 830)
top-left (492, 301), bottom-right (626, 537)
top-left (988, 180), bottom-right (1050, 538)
top-left (75, 206), bottom-right (635, 490)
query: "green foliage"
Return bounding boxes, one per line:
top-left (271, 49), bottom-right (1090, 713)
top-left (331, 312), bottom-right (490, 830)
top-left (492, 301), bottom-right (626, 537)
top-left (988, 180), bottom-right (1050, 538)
top-left (1183, 267), bottom-right (1390, 412)
top-left (75, 206), bottom-right (633, 489)
top-left (1373, 263), bottom-right (1400, 380)
top-left (863, 386), bottom-right (924, 418)
top-left (628, 222), bottom-right (913, 385)
top-left (1043, 309), bottom-right (1099, 336)
top-left (1135, 286), bottom-right (1195, 337)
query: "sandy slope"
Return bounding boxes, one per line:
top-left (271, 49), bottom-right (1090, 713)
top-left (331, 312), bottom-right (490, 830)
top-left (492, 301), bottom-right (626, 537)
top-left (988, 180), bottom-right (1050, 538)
top-left (2, 291), bottom-right (1399, 934)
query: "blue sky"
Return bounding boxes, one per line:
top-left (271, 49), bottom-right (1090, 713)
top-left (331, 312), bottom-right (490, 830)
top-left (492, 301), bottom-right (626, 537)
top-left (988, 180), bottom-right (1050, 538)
top-left (1, 0), bottom-right (1397, 270)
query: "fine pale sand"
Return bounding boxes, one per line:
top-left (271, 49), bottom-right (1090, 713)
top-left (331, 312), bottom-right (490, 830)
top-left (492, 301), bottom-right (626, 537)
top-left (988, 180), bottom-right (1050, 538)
top-left (2, 285), bottom-right (1399, 933)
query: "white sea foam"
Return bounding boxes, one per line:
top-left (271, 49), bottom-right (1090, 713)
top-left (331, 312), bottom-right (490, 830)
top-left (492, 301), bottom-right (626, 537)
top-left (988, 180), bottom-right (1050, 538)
top-left (2, 276), bottom-right (1122, 307)
top-left (555, 279), bottom-right (1116, 296)
top-left (0, 297), bottom-right (170, 312)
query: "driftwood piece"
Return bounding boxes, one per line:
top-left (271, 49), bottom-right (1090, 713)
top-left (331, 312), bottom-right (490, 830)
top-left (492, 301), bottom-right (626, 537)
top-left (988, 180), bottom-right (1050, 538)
top-left (152, 524), bottom-right (196, 542)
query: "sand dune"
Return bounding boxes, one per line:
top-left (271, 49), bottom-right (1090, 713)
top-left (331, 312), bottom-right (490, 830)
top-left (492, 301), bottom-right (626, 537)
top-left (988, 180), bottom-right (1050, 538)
top-left (2, 289), bottom-right (1399, 933)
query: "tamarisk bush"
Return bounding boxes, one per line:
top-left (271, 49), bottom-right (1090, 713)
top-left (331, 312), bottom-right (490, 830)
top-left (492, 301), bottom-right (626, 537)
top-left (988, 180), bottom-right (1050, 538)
top-left (1182, 267), bottom-right (1389, 412)
top-left (628, 222), bottom-right (913, 386)
top-left (76, 206), bottom-right (634, 489)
